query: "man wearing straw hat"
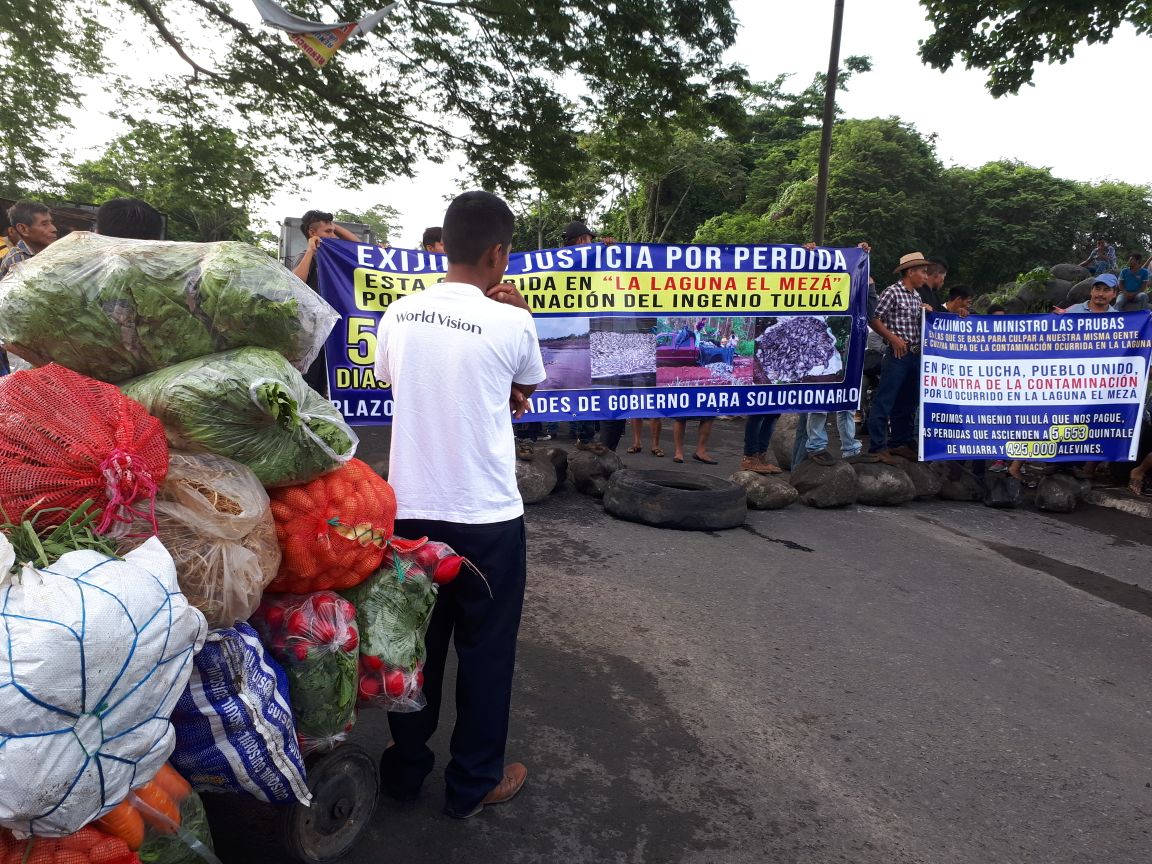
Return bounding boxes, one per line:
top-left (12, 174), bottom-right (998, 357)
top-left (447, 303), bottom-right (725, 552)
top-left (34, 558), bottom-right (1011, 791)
top-left (866, 251), bottom-right (932, 462)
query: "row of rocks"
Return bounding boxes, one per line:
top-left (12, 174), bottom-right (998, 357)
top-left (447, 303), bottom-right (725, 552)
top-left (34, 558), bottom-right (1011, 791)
top-left (971, 262), bottom-right (1145, 314)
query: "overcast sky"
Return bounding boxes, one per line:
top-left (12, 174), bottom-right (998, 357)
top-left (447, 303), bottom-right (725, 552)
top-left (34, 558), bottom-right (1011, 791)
top-left (70, 0), bottom-right (1150, 245)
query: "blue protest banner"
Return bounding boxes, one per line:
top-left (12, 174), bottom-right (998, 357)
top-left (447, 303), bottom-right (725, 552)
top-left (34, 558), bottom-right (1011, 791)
top-left (919, 311), bottom-right (1152, 461)
top-left (316, 241), bottom-right (870, 425)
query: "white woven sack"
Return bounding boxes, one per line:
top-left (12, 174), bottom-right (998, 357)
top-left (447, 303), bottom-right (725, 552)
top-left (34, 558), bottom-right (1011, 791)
top-left (0, 536), bottom-right (207, 836)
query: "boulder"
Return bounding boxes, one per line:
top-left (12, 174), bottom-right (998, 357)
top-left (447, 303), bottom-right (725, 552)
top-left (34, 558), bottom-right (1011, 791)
top-left (769, 413), bottom-right (802, 470)
top-left (1066, 276), bottom-right (1096, 305)
top-left (1002, 295), bottom-right (1028, 314)
top-left (1051, 263), bottom-right (1089, 283)
top-left (931, 462), bottom-right (984, 502)
top-left (1035, 474), bottom-right (1085, 513)
top-left (891, 457), bottom-right (943, 499)
top-left (1015, 279), bottom-right (1048, 308)
top-left (567, 449), bottom-right (624, 498)
top-left (516, 452), bottom-right (559, 504)
top-left (982, 472), bottom-right (1021, 508)
top-left (541, 446), bottom-right (569, 488)
top-left (728, 470), bottom-right (799, 510)
top-left (851, 462), bottom-right (915, 505)
top-left (1043, 278), bottom-right (1073, 308)
top-left (789, 459), bottom-right (857, 508)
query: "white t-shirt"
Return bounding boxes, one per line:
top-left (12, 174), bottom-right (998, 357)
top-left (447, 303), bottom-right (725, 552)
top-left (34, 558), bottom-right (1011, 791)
top-left (374, 282), bottom-right (547, 523)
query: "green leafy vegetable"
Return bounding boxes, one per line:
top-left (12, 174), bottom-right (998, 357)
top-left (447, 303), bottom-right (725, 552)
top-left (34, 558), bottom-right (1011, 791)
top-left (0, 232), bottom-right (337, 382)
top-left (121, 347), bottom-right (356, 487)
top-left (0, 500), bottom-right (119, 573)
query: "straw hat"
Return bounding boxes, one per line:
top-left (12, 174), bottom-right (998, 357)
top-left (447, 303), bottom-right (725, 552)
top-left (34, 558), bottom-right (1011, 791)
top-left (893, 252), bottom-right (931, 273)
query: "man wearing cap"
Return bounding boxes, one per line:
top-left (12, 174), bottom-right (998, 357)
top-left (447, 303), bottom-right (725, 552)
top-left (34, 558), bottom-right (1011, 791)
top-left (562, 220), bottom-right (596, 246)
top-left (866, 252), bottom-right (932, 462)
top-left (1057, 273), bottom-right (1120, 313)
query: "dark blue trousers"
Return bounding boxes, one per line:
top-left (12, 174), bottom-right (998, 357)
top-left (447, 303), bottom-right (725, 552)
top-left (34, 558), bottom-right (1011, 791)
top-left (381, 516), bottom-right (527, 813)
top-left (867, 350), bottom-right (921, 452)
top-left (743, 413), bottom-right (779, 456)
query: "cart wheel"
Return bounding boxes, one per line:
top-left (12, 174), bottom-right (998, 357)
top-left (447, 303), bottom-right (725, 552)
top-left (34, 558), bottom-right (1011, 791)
top-left (281, 744), bottom-right (380, 864)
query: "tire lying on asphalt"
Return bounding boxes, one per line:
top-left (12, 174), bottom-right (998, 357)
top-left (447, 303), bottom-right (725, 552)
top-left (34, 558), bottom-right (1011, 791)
top-left (603, 469), bottom-right (747, 530)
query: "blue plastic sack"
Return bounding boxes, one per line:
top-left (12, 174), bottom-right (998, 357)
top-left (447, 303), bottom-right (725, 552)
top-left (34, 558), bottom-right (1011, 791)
top-left (170, 623), bottom-right (311, 804)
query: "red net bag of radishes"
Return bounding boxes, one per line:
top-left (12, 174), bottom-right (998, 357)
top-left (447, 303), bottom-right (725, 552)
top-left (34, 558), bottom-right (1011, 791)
top-left (0, 365), bottom-right (167, 534)
top-left (340, 538), bottom-right (471, 712)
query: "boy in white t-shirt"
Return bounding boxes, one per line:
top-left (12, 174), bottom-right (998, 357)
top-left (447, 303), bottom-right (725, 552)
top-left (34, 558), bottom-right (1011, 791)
top-left (374, 191), bottom-right (546, 819)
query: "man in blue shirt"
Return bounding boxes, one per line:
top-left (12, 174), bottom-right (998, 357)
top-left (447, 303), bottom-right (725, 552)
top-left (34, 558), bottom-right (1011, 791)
top-left (1058, 273), bottom-right (1119, 313)
top-left (1079, 238), bottom-right (1117, 275)
top-left (1117, 252), bottom-right (1149, 310)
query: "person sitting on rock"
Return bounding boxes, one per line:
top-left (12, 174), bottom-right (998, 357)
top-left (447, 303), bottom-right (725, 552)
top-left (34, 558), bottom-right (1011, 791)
top-left (1117, 253), bottom-right (1149, 311)
top-left (1079, 238), bottom-right (1117, 276)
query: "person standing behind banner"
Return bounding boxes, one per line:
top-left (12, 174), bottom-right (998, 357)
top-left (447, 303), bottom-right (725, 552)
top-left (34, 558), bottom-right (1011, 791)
top-left (291, 209), bottom-right (361, 395)
top-left (867, 252), bottom-right (931, 463)
top-left (374, 190), bottom-right (544, 820)
top-left (421, 226), bottom-right (445, 253)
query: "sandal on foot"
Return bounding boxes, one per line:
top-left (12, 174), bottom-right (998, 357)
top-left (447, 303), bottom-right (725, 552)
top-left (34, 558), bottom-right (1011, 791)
top-left (1129, 478), bottom-right (1148, 498)
top-left (627, 446), bottom-right (642, 454)
top-left (650, 448), bottom-right (665, 458)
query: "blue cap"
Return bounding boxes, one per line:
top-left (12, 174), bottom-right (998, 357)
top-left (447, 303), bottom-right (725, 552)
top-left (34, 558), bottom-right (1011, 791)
top-left (1093, 273), bottom-right (1119, 288)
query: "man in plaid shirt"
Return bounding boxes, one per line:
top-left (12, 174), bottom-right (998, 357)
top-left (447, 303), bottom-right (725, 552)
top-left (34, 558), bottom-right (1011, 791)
top-left (867, 252), bottom-right (932, 462)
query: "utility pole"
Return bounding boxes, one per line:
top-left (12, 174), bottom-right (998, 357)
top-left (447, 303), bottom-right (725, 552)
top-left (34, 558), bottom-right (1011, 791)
top-left (813, 0), bottom-right (845, 246)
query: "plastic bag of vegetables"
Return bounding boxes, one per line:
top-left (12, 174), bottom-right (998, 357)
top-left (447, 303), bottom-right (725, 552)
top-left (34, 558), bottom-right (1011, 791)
top-left (267, 458), bottom-right (396, 594)
top-left (0, 232), bottom-right (338, 383)
top-left (0, 531), bottom-right (207, 837)
top-left (342, 539), bottom-right (467, 712)
top-left (0, 824), bottom-right (141, 864)
top-left (95, 765), bottom-right (220, 864)
top-left (170, 624), bottom-right (310, 805)
top-left (0, 364), bottom-right (168, 536)
top-left (120, 451), bottom-right (280, 627)
top-left (120, 347), bottom-right (357, 487)
top-left (250, 593), bottom-right (359, 755)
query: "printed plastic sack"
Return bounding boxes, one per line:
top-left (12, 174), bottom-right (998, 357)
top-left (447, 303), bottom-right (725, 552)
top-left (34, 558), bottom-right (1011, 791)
top-left (120, 452), bottom-right (281, 627)
top-left (342, 539), bottom-right (467, 712)
top-left (0, 825), bottom-right (140, 864)
top-left (170, 624), bottom-right (310, 805)
top-left (0, 536), bottom-right (207, 837)
top-left (120, 347), bottom-right (357, 487)
top-left (250, 593), bottom-right (359, 755)
top-left (0, 365), bottom-right (168, 535)
top-left (0, 231), bottom-right (339, 382)
top-left (95, 766), bottom-right (220, 864)
top-left (267, 459), bottom-right (396, 594)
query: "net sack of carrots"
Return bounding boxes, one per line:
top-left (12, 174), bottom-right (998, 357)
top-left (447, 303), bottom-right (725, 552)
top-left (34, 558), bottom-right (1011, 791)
top-left (95, 765), bottom-right (219, 864)
top-left (120, 452), bottom-right (281, 628)
top-left (341, 539), bottom-right (468, 712)
top-left (170, 624), bottom-right (310, 805)
top-left (0, 824), bottom-right (140, 864)
top-left (0, 534), bottom-right (207, 837)
top-left (119, 348), bottom-right (357, 488)
top-left (250, 592), bottom-right (359, 755)
top-left (266, 459), bottom-right (396, 594)
top-left (0, 365), bottom-right (168, 536)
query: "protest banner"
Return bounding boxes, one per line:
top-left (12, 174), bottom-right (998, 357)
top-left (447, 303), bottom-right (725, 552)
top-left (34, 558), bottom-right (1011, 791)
top-left (920, 311), bottom-right (1152, 462)
top-left (315, 241), bottom-right (870, 425)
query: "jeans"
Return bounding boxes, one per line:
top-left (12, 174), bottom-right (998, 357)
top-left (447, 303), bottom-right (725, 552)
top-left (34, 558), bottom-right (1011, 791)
top-left (1119, 292), bottom-right (1150, 311)
top-left (743, 414), bottom-right (778, 457)
top-left (805, 411), bottom-right (861, 457)
top-left (867, 350), bottom-right (920, 452)
top-left (575, 420), bottom-right (597, 443)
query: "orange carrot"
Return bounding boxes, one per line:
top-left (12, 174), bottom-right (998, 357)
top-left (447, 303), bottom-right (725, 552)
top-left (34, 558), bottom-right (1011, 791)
top-left (152, 764), bottom-right (192, 805)
top-left (95, 800), bottom-right (145, 851)
top-left (131, 783), bottom-right (180, 834)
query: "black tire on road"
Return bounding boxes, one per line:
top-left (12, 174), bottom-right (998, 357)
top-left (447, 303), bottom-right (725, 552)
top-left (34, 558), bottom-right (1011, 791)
top-left (281, 744), bottom-right (379, 864)
top-left (603, 469), bottom-right (747, 531)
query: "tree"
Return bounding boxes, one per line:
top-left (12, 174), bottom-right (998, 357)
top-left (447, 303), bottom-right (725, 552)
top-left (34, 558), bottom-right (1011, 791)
top-left (61, 115), bottom-right (280, 242)
top-left (13, 0), bottom-right (745, 192)
top-left (335, 205), bottom-right (401, 244)
top-left (918, 1), bottom-right (1152, 96)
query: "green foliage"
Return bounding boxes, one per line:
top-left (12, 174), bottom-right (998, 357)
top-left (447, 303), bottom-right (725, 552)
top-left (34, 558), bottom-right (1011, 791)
top-left (1016, 266), bottom-right (1051, 287)
top-left (12, 0), bottom-right (745, 191)
top-left (335, 205), bottom-right (401, 244)
top-left (61, 111), bottom-right (280, 242)
top-left (918, 1), bottom-right (1152, 96)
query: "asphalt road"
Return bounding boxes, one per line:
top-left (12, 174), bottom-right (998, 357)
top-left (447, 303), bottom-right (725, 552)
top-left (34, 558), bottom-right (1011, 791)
top-left (206, 421), bottom-right (1152, 864)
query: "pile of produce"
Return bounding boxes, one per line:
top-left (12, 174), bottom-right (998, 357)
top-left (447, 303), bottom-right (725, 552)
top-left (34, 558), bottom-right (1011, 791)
top-left (0, 232), bottom-right (338, 382)
top-left (120, 451), bottom-right (280, 628)
top-left (0, 825), bottom-right (140, 864)
top-left (121, 347), bottom-right (357, 487)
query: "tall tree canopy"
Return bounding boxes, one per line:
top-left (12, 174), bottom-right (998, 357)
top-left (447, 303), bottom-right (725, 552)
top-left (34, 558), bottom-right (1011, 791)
top-left (918, 1), bottom-right (1151, 96)
top-left (6, 0), bottom-right (745, 193)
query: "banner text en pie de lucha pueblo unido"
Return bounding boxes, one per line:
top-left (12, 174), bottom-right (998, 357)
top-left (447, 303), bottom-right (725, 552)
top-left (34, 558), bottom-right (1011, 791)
top-left (316, 241), bottom-right (870, 425)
